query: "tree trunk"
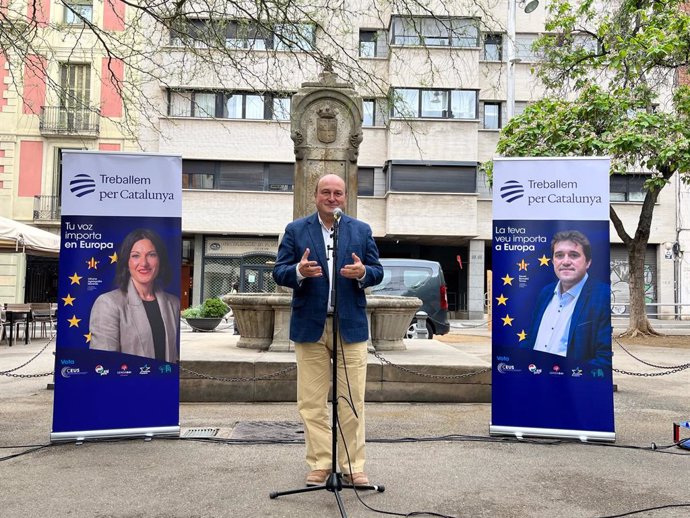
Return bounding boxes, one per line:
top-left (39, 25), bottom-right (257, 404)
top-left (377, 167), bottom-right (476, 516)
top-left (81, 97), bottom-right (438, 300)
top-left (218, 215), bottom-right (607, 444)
top-left (610, 168), bottom-right (674, 337)
top-left (623, 238), bottom-right (660, 337)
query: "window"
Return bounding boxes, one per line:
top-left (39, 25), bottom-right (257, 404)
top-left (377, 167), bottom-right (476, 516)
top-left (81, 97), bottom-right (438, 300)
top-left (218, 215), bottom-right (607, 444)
top-left (483, 33), bottom-right (502, 61)
top-left (171, 19), bottom-right (314, 50)
top-left (391, 16), bottom-right (479, 48)
top-left (59, 63), bottom-right (91, 130)
top-left (362, 99), bottom-right (388, 126)
top-left (273, 23), bottom-right (315, 51)
top-left (169, 91), bottom-right (217, 117)
top-left (194, 93), bottom-right (217, 118)
top-left (271, 96), bottom-right (291, 120)
top-left (170, 19), bottom-right (212, 47)
top-left (226, 21), bottom-right (271, 49)
top-left (515, 34), bottom-right (541, 62)
top-left (267, 163), bottom-right (293, 191)
top-left (60, 64), bottom-right (91, 108)
top-left (169, 91), bottom-right (192, 116)
top-left (358, 167), bottom-right (375, 196)
top-left (384, 162), bottom-right (477, 193)
top-left (391, 88), bottom-right (478, 119)
top-left (244, 94), bottom-right (264, 119)
top-left (168, 90), bottom-right (291, 120)
top-left (182, 160), bottom-right (294, 191)
top-left (359, 29), bottom-right (389, 58)
top-left (63, 0), bottom-right (92, 24)
top-left (610, 174), bottom-right (646, 202)
top-left (482, 102), bottom-right (501, 129)
top-left (183, 160), bottom-right (215, 189)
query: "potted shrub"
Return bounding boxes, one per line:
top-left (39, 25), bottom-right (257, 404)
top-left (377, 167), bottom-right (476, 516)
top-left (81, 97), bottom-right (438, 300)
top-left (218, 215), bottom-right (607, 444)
top-left (182, 298), bottom-right (230, 332)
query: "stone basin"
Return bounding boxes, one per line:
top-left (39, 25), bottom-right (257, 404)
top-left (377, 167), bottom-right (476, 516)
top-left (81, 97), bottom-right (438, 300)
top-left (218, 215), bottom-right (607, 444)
top-left (222, 292), bottom-right (421, 351)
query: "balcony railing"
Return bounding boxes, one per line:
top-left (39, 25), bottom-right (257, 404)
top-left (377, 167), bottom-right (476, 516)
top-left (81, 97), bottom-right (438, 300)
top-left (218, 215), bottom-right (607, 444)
top-left (39, 106), bottom-right (99, 137)
top-left (33, 195), bottom-right (61, 221)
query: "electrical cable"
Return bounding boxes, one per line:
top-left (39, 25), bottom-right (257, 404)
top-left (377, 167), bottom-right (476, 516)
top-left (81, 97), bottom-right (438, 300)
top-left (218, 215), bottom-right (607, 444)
top-left (597, 503), bottom-right (690, 518)
top-left (2, 432), bottom-right (687, 517)
top-left (0, 444), bottom-right (52, 462)
top-left (336, 405), bottom-right (457, 518)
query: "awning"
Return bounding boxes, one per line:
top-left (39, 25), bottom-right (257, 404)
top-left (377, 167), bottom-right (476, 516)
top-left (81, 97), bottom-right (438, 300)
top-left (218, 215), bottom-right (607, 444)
top-left (0, 216), bottom-right (60, 256)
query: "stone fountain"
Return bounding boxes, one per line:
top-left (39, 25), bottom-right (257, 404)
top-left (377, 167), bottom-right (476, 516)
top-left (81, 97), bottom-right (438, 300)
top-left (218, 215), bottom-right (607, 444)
top-left (222, 67), bottom-right (420, 352)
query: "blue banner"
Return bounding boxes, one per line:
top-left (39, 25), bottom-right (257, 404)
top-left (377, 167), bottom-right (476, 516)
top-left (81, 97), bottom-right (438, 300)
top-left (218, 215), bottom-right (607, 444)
top-left (51, 152), bottom-right (182, 441)
top-left (490, 158), bottom-right (615, 441)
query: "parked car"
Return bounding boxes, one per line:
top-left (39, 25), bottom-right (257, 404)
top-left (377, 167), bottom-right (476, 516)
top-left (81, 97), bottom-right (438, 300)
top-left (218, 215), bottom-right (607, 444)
top-left (372, 259), bottom-right (450, 339)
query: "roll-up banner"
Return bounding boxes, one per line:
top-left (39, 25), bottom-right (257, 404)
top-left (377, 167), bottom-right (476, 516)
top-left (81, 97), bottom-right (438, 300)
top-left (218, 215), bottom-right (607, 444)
top-left (51, 151), bottom-right (182, 442)
top-left (490, 157), bottom-right (615, 442)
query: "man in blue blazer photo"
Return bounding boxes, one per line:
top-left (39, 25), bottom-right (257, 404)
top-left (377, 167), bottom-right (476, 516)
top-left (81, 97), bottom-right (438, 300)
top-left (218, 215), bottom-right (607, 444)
top-left (522, 230), bottom-right (612, 369)
top-left (273, 174), bottom-right (383, 487)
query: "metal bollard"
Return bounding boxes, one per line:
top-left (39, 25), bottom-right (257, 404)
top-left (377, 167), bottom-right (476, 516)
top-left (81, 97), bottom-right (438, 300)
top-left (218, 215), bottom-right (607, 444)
top-left (414, 311), bottom-right (429, 339)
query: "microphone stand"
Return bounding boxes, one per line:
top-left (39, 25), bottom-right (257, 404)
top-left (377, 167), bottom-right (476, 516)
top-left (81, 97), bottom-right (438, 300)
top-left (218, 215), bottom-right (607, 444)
top-left (269, 211), bottom-right (384, 517)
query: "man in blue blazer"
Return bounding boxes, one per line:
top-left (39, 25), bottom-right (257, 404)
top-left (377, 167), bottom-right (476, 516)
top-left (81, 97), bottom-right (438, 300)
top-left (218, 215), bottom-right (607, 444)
top-left (522, 230), bottom-right (612, 369)
top-left (273, 174), bottom-right (383, 487)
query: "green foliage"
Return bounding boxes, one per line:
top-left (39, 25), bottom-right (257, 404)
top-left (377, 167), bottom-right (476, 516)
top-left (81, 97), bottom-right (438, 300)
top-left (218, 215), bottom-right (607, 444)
top-left (486, 0), bottom-right (690, 332)
top-left (182, 298), bottom-right (229, 318)
top-left (485, 0), bottom-right (690, 187)
top-left (181, 306), bottom-right (203, 318)
top-left (200, 298), bottom-right (230, 318)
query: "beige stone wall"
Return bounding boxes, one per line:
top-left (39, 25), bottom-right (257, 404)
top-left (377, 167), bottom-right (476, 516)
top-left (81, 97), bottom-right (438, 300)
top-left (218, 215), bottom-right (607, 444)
top-left (159, 118), bottom-right (294, 162)
top-left (0, 253), bottom-right (23, 305)
top-left (387, 120), bottom-right (479, 161)
top-left (384, 193), bottom-right (478, 237)
top-left (182, 190), bottom-right (293, 234)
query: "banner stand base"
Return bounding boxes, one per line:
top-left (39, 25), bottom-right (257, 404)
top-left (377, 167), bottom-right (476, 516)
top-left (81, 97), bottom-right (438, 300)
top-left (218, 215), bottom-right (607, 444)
top-left (490, 425), bottom-right (615, 443)
top-left (51, 426), bottom-right (180, 443)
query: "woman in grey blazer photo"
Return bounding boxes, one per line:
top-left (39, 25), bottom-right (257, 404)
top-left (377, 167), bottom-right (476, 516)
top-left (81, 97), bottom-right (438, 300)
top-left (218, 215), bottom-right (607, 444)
top-left (90, 228), bottom-right (180, 363)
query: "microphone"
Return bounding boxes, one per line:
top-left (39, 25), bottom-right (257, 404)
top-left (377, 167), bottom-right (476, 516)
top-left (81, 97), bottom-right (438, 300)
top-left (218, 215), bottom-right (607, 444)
top-left (333, 208), bottom-right (343, 221)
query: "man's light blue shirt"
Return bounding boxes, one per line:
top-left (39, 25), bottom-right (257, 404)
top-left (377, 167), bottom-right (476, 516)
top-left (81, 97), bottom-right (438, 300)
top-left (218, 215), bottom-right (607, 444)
top-left (533, 273), bottom-right (589, 357)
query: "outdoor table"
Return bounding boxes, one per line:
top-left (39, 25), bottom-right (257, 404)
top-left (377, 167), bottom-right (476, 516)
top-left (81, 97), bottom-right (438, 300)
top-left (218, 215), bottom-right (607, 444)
top-left (5, 309), bottom-right (32, 346)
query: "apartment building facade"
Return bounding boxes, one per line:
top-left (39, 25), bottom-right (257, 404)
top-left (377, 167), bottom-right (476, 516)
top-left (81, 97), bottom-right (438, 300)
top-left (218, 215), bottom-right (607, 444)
top-left (0, 1), bottom-right (682, 319)
top-left (0, 0), bottom-right (135, 303)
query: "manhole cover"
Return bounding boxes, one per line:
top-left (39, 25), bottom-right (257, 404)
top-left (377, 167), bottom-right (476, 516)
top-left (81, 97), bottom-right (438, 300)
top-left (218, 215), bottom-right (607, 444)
top-left (230, 421), bottom-right (304, 441)
top-left (182, 427), bottom-right (219, 438)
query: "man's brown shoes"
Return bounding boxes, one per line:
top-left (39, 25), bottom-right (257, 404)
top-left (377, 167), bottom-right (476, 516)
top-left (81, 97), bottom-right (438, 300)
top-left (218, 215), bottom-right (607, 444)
top-left (305, 469), bottom-right (330, 486)
top-left (306, 470), bottom-right (370, 487)
top-left (343, 472), bottom-right (370, 486)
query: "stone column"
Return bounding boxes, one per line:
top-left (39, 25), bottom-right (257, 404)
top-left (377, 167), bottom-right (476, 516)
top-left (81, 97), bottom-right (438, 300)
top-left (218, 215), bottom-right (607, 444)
top-left (467, 239), bottom-right (486, 319)
top-left (192, 234), bottom-right (204, 306)
top-left (291, 67), bottom-right (363, 219)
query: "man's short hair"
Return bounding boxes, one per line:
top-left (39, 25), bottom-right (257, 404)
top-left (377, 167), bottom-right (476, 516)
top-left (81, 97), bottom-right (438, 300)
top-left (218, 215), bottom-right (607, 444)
top-left (314, 174), bottom-right (347, 195)
top-left (551, 230), bottom-right (592, 262)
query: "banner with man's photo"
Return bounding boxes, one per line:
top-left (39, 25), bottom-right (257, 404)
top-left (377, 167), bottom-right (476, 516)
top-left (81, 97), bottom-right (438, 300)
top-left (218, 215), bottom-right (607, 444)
top-left (51, 151), bottom-right (182, 441)
top-left (490, 157), bottom-right (615, 441)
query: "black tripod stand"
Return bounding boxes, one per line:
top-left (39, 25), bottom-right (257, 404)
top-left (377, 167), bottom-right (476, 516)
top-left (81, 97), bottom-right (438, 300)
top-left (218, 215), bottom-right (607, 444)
top-left (269, 210), bottom-right (385, 517)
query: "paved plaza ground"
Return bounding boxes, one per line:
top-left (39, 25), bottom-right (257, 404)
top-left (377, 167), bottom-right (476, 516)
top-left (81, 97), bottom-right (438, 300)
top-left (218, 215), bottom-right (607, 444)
top-left (1, 320), bottom-right (688, 517)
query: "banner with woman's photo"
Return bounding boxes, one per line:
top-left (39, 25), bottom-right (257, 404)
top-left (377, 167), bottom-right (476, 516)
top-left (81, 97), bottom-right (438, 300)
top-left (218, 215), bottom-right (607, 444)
top-left (51, 151), bottom-right (182, 441)
top-left (490, 157), bottom-right (615, 442)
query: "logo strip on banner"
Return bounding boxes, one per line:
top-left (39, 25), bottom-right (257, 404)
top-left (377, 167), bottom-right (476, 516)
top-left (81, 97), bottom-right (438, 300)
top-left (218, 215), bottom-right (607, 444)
top-left (51, 151), bottom-right (182, 442)
top-left (490, 157), bottom-right (615, 442)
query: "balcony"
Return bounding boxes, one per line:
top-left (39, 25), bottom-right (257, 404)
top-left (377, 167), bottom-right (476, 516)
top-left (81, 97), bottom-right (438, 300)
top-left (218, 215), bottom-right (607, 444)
top-left (33, 195), bottom-right (60, 221)
top-left (39, 106), bottom-right (99, 137)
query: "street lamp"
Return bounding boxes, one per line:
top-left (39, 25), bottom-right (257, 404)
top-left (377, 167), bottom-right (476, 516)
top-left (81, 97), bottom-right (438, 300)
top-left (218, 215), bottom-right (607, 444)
top-left (506, 0), bottom-right (539, 120)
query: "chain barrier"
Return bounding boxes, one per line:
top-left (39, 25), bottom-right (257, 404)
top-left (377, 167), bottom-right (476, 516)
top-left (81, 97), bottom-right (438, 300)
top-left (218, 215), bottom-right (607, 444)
top-left (612, 338), bottom-right (690, 377)
top-left (0, 337), bottom-right (55, 378)
top-left (370, 350), bottom-right (490, 380)
top-left (7, 328), bottom-right (686, 382)
top-left (449, 321), bottom-right (489, 330)
top-left (180, 364), bottom-right (297, 383)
